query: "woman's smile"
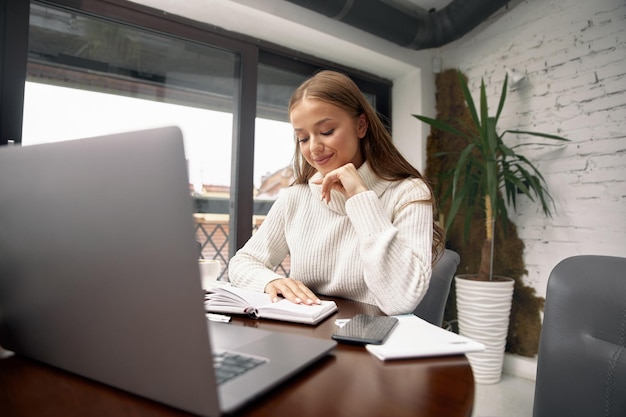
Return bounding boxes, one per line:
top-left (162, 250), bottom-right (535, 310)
top-left (313, 153), bottom-right (333, 165)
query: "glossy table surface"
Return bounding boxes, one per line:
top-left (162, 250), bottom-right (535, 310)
top-left (0, 298), bottom-right (474, 417)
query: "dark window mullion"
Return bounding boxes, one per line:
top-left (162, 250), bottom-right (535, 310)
top-left (0, 0), bottom-right (30, 145)
top-left (230, 47), bottom-right (258, 256)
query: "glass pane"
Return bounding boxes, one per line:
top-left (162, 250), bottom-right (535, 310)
top-left (253, 65), bottom-right (310, 277)
top-left (24, 3), bottom-right (239, 280)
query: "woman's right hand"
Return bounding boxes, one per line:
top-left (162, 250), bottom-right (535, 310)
top-left (265, 278), bottom-right (321, 305)
top-left (313, 163), bottom-right (368, 204)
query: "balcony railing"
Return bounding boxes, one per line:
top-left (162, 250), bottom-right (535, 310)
top-left (194, 211), bottom-right (291, 281)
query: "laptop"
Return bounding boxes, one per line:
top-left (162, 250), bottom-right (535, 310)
top-left (0, 126), bottom-right (336, 416)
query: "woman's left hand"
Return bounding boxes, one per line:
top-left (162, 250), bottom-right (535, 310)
top-left (314, 163), bottom-right (368, 203)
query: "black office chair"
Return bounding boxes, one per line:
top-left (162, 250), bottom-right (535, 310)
top-left (413, 249), bottom-right (460, 326)
top-left (533, 255), bottom-right (626, 417)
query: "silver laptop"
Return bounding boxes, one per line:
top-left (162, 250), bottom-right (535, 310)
top-left (0, 126), bottom-right (336, 416)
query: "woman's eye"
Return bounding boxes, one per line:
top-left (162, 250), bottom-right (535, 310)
top-left (321, 129), bottom-right (334, 136)
top-left (297, 137), bottom-right (309, 143)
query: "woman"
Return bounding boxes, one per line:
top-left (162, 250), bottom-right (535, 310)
top-left (229, 70), bottom-right (444, 315)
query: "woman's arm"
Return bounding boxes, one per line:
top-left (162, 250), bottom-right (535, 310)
top-left (228, 197), bottom-right (291, 293)
top-left (345, 179), bottom-right (433, 315)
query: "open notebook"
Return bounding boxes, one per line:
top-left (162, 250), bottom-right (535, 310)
top-left (205, 285), bottom-right (338, 324)
top-left (0, 127), bottom-right (336, 416)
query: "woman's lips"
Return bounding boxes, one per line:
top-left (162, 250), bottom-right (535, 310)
top-left (313, 154), bottom-right (333, 165)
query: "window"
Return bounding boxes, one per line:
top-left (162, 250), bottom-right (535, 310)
top-left (7, 0), bottom-right (392, 277)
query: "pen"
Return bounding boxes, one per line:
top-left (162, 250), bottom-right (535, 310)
top-left (206, 313), bottom-right (231, 323)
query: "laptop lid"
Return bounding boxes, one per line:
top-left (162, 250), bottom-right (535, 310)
top-left (0, 126), bottom-right (337, 417)
top-left (0, 126), bottom-right (222, 416)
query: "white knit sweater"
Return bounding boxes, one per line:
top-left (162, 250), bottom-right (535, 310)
top-left (228, 162), bottom-right (433, 315)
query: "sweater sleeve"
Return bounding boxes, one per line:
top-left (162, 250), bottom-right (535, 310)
top-left (228, 195), bottom-right (290, 293)
top-left (345, 179), bottom-right (433, 315)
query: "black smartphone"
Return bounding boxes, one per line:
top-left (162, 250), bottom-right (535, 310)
top-left (331, 314), bottom-right (399, 345)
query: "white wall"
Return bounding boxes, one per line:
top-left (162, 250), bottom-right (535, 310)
top-left (438, 0), bottom-right (626, 299)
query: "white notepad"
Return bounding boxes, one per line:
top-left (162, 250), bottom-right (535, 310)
top-left (365, 314), bottom-right (485, 360)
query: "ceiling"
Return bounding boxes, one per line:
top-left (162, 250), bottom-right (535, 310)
top-left (282, 0), bottom-right (509, 50)
top-left (121, 0), bottom-right (512, 79)
top-left (382, 0), bottom-right (455, 14)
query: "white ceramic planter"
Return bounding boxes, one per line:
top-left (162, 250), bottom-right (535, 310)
top-left (455, 275), bottom-right (515, 384)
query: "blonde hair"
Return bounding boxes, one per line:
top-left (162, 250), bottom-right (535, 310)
top-left (288, 70), bottom-right (444, 262)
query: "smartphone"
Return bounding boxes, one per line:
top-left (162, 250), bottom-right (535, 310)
top-left (332, 314), bottom-right (399, 345)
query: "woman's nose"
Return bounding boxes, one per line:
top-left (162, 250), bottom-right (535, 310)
top-left (309, 134), bottom-right (323, 150)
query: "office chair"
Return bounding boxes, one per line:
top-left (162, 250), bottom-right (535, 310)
top-left (413, 249), bottom-right (460, 326)
top-left (533, 255), bottom-right (626, 417)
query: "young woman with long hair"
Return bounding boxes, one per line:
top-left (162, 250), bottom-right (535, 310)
top-left (229, 70), bottom-right (444, 315)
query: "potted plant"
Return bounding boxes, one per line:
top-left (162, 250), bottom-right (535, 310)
top-left (413, 70), bottom-right (568, 383)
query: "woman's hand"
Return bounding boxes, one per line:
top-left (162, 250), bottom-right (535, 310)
top-left (314, 163), bottom-right (368, 204)
top-left (265, 278), bottom-right (321, 305)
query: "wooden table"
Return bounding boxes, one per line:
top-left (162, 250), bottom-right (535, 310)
top-left (0, 298), bottom-right (474, 417)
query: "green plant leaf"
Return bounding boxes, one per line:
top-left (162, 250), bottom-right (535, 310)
top-left (479, 78), bottom-right (489, 144)
top-left (494, 73), bottom-right (508, 123)
top-left (458, 72), bottom-right (480, 131)
top-left (412, 114), bottom-right (472, 141)
top-left (506, 129), bottom-right (569, 141)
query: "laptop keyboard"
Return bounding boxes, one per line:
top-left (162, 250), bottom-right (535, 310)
top-left (213, 351), bottom-right (268, 385)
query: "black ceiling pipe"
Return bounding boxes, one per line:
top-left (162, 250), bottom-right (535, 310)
top-left (283, 0), bottom-right (509, 50)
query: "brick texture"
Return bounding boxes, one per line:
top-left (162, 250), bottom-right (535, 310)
top-left (439, 0), bottom-right (626, 298)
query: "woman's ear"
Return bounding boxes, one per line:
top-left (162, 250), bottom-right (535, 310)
top-left (357, 114), bottom-right (368, 138)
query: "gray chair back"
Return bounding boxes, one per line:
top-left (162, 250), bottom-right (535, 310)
top-left (533, 255), bottom-right (626, 417)
top-left (413, 249), bottom-right (460, 326)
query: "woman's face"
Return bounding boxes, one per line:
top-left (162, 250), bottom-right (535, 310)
top-left (290, 99), bottom-right (367, 176)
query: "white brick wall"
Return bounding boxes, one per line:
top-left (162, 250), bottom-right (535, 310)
top-left (439, 0), bottom-right (626, 299)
